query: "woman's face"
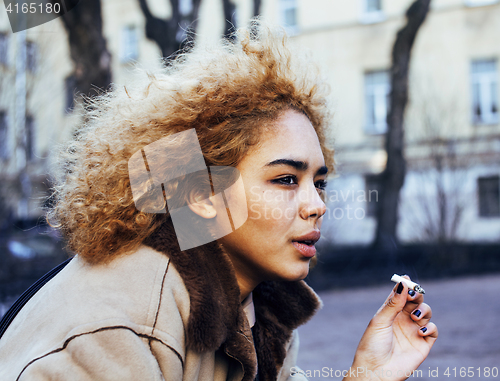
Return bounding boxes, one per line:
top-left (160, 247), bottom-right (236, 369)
top-left (219, 109), bottom-right (328, 291)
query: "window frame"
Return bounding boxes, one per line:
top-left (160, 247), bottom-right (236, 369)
top-left (364, 69), bottom-right (391, 135)
top-left (360, 0), bottom-right (385, 24)
top-left (179, 0), bottom-right (193, 16)
top-left (477, 175), bottom-right (500, 218)
top-left (470, 58), bottom-right (499, 125)
top-left (279, 0), bottom-right (299, 35)
top-left (120, 25), bottom-right (139, 64)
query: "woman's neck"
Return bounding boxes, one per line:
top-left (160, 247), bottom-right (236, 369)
top-left (220, 243), bottom-right (262, 302)
top-left (237, 275), bottom-right (258, 303)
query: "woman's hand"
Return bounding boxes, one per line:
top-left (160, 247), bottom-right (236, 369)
top-left (343, 276), bottom-right (438, 381)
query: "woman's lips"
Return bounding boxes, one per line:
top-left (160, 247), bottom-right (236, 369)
top-left (292, 241), bottom-right (317, 258)
top-left (292, 230), bottom-right (320, 257)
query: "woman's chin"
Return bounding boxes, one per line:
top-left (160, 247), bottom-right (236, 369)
top-left (275, 262), bottom-right (311, 282)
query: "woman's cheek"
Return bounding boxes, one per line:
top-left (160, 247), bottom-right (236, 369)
top-left (248, 185), bottom-right (261, 202)
top-left (249, 202), bottom-right (262, 220)
top-left (266, 200), bottom-right (296, 222)
top-left (284, 205), bottom-right (296, 220)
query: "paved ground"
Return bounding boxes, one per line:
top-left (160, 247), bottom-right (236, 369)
top-left (297, 274), bottom-right (500, 380)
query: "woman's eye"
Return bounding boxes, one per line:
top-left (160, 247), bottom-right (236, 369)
top-left (272, 176), bottom-right (298, 186)
top-left (315, 180), bottom-right (327, 191)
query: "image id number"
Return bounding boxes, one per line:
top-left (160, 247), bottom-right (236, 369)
top-left (444, 367), bottom-right (499, 378)
top-left (6, 2), bottom-right (61, 14)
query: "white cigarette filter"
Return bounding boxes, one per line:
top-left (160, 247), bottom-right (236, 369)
top-left (391, 274), bottom-right (425, 294)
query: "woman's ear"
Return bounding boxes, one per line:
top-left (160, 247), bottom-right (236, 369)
top-left (187, 189), bottom-right (217, 219)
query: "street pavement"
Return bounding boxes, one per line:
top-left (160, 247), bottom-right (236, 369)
top-left (297, 274), bottom-right (500, 380)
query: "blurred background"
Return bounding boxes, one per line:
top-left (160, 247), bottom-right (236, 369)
top-left (0, 0), bottom-right (499, 378)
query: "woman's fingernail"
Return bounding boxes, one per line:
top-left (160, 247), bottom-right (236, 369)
top-left (413, 309), bottom-right (422, 318)
top-left (396, 282), bottom-right (404, 294)
top-left (421, 327), bottom-right (427, 333)
top-left (408, 289), bottom-right (416, 297)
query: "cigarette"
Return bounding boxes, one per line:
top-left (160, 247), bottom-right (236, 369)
top-left (391, 274), bottom-right (425, 294)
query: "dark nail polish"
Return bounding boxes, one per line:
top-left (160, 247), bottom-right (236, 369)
top-left (396, 282), bottom-right (404, 294)
top-left (421, 327), bottom-right (427, 333)
top-left (408, 289), bottom-right (416, 297)
top-left (413, 309), bottom-right (422, 318)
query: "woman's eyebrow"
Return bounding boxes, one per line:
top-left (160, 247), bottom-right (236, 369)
top-left (265, 159), bottom-right (308, 171)
top-left (265, 159), bottom-right (328, 176)
top-left (316, 166), bottom-right (328, 176)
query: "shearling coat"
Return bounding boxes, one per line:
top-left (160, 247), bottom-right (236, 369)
top-left (0, 219), bottom-right (320, 381)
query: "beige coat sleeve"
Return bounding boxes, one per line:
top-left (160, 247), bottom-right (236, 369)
top-left (278, 330), bottom-right (309, 381)
top-left (17, 327), bottom-right (183, 381)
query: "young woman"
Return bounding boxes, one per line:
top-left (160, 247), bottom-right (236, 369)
top-left (0, 23), bottom-right (437, 381)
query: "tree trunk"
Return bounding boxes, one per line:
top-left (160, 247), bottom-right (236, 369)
top-left (51, 0), bottom-right (112, 99)
top-left (373, 0), bottom-right (431, 250)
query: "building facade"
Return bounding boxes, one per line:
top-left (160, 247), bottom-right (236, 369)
top-left (0, 0), bottom-right (499, 244)
top-left (287, 0), bottom-right (500, 244)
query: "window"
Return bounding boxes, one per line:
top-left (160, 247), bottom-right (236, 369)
top-left (280, 0), bottom-right (298, 34)
top-left (365, 175), bottom-right (381, 217)
top-left (366, 0), bottom-right (382, 12)
top-left (360, 0), bottom-right (385, 24)
top-left (0, 111), bottom-right (8, 159)
top-left (364, 70), bottom-right (390, 134)
top-left (25, 115), bottom-right (35, 162)
top-left (465, 0), bottom-right (499, 7)
top-left (471, 59), bottom-right (498, 124)
top-left (478, 176), bottom-right (500, 217)
top-left (179, 0), bottom-right (193, 16)
top-left (0, 33), bottom-right (8, 66)
top-left (26, 41), bottom-right (37, 72)
top-left (120, 26), bottom-right (139, 63)
top-left (65, 75), bottom-right (77, 113)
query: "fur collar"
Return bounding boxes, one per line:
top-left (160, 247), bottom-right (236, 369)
top-left (144, 217), bottom-right (321, 381)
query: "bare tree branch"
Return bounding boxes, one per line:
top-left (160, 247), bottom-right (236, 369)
top-left (138, 0), bottom-right (202, 59)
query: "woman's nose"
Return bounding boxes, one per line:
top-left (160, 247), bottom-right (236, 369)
top-left (299, 185), bottom-right (327, 221)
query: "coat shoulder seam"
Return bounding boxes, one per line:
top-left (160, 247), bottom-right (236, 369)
top-left (15, 325), bottom-right (184, 381)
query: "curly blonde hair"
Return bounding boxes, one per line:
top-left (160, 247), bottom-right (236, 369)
top-left (47, 22), bottom-right (335, 264)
